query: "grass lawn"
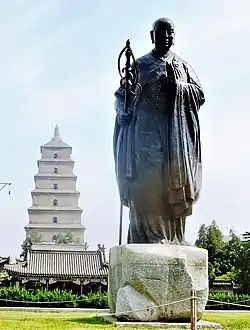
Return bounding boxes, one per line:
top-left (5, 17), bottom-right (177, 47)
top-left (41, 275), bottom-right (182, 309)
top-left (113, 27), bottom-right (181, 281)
top-left (0, 311), bottom-right (250, 329)
top-left (204, 312), bottom-right (250, 329)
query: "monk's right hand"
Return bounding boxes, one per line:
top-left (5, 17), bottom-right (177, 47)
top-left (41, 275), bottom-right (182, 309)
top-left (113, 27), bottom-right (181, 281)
top-left (117, 112), bottom-right (132, 126)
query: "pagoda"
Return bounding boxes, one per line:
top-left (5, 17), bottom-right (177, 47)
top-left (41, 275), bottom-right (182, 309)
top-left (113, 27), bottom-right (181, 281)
top-left (5, 127), bottom-right (108, 293)
top-left (24, 125), bottom-right (85, 244)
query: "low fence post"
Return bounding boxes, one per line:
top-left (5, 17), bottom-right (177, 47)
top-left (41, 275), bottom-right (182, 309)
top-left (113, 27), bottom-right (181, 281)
top-left (190, 289), bottom-right (197, 330)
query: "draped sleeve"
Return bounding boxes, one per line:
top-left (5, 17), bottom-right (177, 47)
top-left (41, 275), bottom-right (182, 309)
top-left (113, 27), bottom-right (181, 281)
top-left (167, 62), bottom-right (205, 208)
top-left (183, 62), bottom-right (205, 111)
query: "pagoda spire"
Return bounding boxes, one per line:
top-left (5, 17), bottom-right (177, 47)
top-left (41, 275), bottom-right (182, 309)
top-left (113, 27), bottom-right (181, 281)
top-left (53, 125), bottom-right (60, 141)
top-left (40, 125), bottom-right (71, 149)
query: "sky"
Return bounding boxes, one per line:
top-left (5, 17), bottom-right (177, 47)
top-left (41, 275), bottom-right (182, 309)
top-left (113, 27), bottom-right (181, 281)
top-left (0, 0), bottom-right (249, 257)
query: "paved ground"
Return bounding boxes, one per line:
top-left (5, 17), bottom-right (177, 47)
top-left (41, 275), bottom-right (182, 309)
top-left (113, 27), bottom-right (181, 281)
top-left (97, 314), bottom-right (222, 328)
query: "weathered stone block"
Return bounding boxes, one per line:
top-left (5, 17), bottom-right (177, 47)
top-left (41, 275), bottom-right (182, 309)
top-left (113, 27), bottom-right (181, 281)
top-left (108, 244), bottom-right (208, 322)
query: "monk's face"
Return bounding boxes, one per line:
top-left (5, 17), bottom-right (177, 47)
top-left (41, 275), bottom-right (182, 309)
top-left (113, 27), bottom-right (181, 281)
top-left (152, 20), bottom-right (175, 55)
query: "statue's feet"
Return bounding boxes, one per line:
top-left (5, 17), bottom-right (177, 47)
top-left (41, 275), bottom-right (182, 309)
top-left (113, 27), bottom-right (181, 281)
top-left (160, 239), bottom-right (193, 246)
top-left (180, 240), bottom-right (193, 246)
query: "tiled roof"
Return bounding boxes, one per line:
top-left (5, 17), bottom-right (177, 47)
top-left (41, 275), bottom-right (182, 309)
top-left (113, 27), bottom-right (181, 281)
top-left (5, 250), bottom-right (108, 278)
top-left (0, 257), bottom-right (10, 266)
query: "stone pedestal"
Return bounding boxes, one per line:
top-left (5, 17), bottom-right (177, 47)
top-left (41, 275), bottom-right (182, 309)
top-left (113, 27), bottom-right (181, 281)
top-left (108, 244), bottom-right (208, 322)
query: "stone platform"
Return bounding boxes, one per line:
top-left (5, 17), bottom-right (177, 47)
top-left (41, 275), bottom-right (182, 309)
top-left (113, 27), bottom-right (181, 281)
top-left (108, 244), bottom-right (208, 322)
top-left (96, 314), bottom-right (222, 328)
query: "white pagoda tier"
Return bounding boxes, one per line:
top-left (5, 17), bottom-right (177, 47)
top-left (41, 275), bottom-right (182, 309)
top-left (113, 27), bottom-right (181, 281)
top-left (24, 125), bottom-right (85, 244)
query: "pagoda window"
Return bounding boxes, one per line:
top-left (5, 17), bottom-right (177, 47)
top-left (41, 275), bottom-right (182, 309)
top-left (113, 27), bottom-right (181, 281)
top-left (54, 153), bottom-right (58, 159)
top-left (53, 183), bottom-right (58, 189)
top-left (54, 168), bottom-right (58, 174)
top-left (53, 199), bottom-right (58, 206)
top-left (52, 216), bottom-right (58, 223)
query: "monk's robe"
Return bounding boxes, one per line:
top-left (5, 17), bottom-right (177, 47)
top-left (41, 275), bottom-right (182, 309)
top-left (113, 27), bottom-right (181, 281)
top-left (113, 50), bottom-right (205, 244)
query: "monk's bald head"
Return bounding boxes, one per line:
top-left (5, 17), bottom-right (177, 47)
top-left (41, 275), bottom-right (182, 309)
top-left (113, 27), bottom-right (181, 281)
top-left (150, 17), bottom-right (175, 56)
top-left (152, 17), bottom-right (175, 32)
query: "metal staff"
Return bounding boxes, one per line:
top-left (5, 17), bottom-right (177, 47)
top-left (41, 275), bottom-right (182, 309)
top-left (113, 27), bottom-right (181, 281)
top-left (117, 39), bottom-right (141, 245)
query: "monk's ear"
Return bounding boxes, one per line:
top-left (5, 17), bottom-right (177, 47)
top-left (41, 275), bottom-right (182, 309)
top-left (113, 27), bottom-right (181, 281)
top-left (150, 30), bottom-right (155, 44)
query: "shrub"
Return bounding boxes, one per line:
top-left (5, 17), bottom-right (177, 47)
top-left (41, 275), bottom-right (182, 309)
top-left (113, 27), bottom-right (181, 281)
top-left (0, 287), bottom-right (107, 308)
top-left (1, 287), bottom-right (250, 310)
top-left (207, 293), bottom-right (250, 310)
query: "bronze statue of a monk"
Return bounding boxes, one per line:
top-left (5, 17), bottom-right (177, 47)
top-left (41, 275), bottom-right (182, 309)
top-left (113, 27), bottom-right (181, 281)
top-left (113, 18), bottom-right (205, 245)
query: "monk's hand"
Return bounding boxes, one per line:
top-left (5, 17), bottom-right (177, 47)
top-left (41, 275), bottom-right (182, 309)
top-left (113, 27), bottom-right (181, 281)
top-left (159, 73), bottom-right (168, 85)
top-left (117, 112), bottom-right (132, 126)
top-left (166, 62), bottom-right (176, 85)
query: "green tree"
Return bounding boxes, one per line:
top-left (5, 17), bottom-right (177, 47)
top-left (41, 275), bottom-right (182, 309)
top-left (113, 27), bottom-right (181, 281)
top-left (195, 221), bottom-right (226, 279)
top-left (224, 229), bottom-right (243, 278)
top-left (195, 224), bottom-right (207, 247)
top-left (234, 232), bottom-right (250, 293)
top-left (208, 261), bottom-right (216, 286)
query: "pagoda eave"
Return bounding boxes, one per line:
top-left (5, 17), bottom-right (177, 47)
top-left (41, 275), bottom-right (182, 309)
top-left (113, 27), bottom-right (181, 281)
top-left (34, 174), bottom-right (77, 180)
top-left (37, 159), bottom-right (75, 166)
top-left (31, 189), bottom-right (80, 195)
top-left (24, 224), bottom-right (86, 230)
top-left (40, 145), bottom-right (72, 152)
top-left (28, 207), bottom-right (83, 214)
